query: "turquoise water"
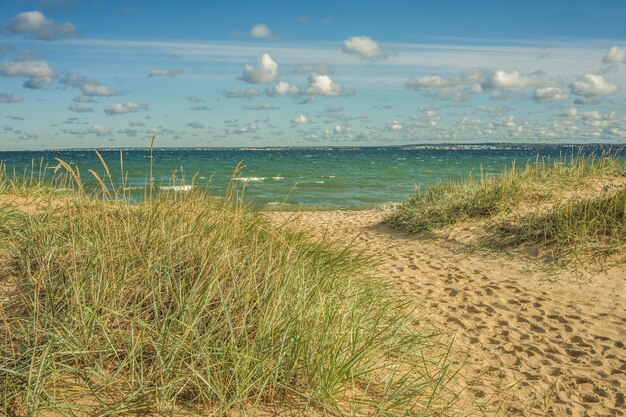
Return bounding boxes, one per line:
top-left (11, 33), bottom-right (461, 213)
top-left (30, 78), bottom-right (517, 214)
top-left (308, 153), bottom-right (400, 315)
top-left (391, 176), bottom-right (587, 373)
top-left (1, 144), bottom-right (623, 209)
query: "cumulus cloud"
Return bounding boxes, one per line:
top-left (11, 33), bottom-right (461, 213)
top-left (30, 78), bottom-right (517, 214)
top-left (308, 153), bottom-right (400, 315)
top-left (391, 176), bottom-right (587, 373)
top-left (570, 74), bottom-right (618, 103)
top-left (292, 63), bottom-right (334, 75)
top-left (81, 82), bottom-right (118, 97)
top-left (292, 114), bottom-right (309, 124)
top-left (406, 75), bottom-right (461, 89)
top-left (224, 88), bottom-right (260, 98)
top-left (6, 10), bottom-right (76, 40)
top-left (602, 46), bottom-right (626, 64)
top-left (241, 103), bottom-right (278, 110)
top-left (406, 68), bottom-right (561, 102)
top-left (533, 87), bottom-right (568, 102)
top-left (68, 102), bottom-right (94, 113)
top-left (240, 53), bottom-right (279, 84)
top-left (386, 121), bottom-right (402, 131)
top-left (60, 72), bottom-right (118, 97)
top-left (147, 68), bottom-right (184, 77)
top-left (63, 124), bottom-right (112, 137)
top-left (250, 23), bottom-right (271, 39)
top-left (266, 81), bottom-right (299, 96)
top-left (228, 122), bottom-right (258, 134)
top-left (129, 120), bottom-right (145, 127)
top-left (343, 36), bottom-right (387, 60)
top-left (0, 58), bottom-right (55, 89)
top-left (0, 93), bottom-right (24, 103)
top-left (563, 106), bottom-right (579, 118)
top-left (104, 102), bottom-right (148, 115)
top-left (431, 87), bottom-right (468, 101)
top-left (486, 70), bottom-right (556, 90)
top-left (306, 74), bottom-right (342, 96)
top-left (90, 124), bottom-right (111, 135)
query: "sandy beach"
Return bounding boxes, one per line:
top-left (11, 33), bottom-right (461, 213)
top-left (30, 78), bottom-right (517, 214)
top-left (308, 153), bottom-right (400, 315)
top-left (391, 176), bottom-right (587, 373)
top-left (270, 209), bottom-right (626, 416)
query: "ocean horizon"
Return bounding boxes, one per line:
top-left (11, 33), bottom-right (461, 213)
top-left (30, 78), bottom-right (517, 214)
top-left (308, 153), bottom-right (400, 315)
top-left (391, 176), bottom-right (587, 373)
top-left (2, 143), bottom-right (623, 209)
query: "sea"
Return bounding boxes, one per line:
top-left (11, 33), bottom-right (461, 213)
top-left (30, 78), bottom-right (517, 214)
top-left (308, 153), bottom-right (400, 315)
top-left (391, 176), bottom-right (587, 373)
top-left (1, 144), bottom-right (623, 209)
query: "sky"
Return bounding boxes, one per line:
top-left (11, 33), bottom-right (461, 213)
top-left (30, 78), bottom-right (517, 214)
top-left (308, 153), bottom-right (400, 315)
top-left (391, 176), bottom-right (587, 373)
top-left (1, 0), bottom-right (626, 150)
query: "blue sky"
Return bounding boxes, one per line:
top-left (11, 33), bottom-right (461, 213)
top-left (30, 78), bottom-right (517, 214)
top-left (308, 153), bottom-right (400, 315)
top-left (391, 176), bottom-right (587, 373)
top-left (1, 0), bottom-right (625, 149)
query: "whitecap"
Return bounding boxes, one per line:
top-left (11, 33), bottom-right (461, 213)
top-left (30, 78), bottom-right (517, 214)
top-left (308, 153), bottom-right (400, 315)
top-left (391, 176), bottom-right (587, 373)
top-left (234, 177), bottom-right (266, 182)
top-left (160, 185), bottom-right (193, 192)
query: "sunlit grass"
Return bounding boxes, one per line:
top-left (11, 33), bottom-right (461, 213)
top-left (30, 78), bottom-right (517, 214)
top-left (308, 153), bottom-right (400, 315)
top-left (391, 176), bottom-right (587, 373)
top-left (0, 154), bottom-right (454, 416)
top-left (383, 152), bottom-right (626, 262)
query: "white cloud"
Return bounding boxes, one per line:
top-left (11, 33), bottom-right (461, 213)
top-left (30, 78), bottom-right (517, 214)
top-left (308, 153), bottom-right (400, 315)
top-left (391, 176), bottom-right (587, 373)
top-left (147, 68), bottom-right (184, 77)
top-left (266, 81), bottom-right (299, 96)
top-left (292, 63), bottom-right (334, 74)
top-left (241, 103), bottom-right (278, 110)
top-left (224, 88), bottom-right (260, 98)
top-left (406, 75), bottom-right (460, 89)
top-left (6, 10), bottom-right (76, 41)
top-left (487, 70), bottom-right (556, 90)
top-left (0, 59), bottom-right (55, 89)
top-left (240, 53), bottom-right (279, 83)
top-left (0, 93), bottom-right (23, 103)
top-left (250, 23), bottom-right (272, 39)
top-left (563, 106), bottom-right (579, 117)
top-left (233, 122), bottom-right (258, 134)
top-left (90, 124), bottom-right (111, 136)
top-left (343, 36), bottom-right (387, 60)
top-left (407, 68), bottom-right (562, 102)
top-left (292, 114), bottom-right (309, 124)
top-left (386, 121), bottom-right (402, 131)
top-left (104, 102), bottom-right (148, 115)
top-left (602, 46), bottom-right (626, 64)
top-left (81, 82), bottom-right (118, 96)
top-left (533, 87), bottom-right (568, 102)
top-left (60, 72), bottom-right (118, 96)
top-left (431, 87), bottom-right (468, 101)
top-left (306, 74), bottom-right (342, 96)
top-left (570, 74), bottom-right (618, 102)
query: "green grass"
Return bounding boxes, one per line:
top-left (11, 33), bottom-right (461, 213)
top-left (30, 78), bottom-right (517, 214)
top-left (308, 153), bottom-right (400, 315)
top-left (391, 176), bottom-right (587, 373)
top-left (494, 188), bottom-right (626, 262)
top-left (0, 158), bottom-right (454, 416)
top-left (383, 152), bottom-right (626, 262)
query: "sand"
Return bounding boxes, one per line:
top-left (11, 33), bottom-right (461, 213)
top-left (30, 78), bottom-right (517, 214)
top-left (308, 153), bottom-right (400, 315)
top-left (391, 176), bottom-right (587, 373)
top-left (269, 209), bottom-right (626, 416)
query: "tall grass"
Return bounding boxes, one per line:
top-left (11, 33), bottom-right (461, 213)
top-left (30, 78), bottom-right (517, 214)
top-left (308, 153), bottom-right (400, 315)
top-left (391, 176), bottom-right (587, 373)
top-left (495, 188), bottom-right (626, 262)
top-left (383, 152), bottom-right (625, 262)
top-left (0, 156), bottom-right (454, 415)
top-left (384, 153), bottom-right (624, 232)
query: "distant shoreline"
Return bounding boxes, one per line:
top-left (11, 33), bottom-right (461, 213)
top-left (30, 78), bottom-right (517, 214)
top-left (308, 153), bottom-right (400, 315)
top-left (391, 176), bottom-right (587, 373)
top-left (1, 142), bottom-right (625, 153)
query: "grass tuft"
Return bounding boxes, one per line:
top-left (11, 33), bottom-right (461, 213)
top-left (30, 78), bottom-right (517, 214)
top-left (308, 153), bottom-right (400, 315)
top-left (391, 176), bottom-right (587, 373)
top-left (383, 152), bottom-right (626, 262)
top-left (0, 158), bottom-right (454, 415)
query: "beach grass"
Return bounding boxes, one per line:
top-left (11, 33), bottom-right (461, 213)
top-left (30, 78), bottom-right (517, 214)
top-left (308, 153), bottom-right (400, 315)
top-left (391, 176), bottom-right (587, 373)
top-left (0, 158), bottom-right (454, 416)
top-left (383, 152), bottom-right (626, 262)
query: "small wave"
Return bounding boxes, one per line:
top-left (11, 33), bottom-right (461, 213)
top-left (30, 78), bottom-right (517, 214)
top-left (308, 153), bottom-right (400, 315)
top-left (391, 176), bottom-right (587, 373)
top-left (160, 185), bottom-right (193, 192)
top-left (272, 176), bottom-right (284, 180)
top-left (234, 177), bottom-right (266, 182)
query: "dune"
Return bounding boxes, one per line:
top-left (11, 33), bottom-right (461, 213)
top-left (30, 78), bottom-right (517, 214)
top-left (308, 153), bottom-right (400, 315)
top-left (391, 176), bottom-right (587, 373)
top-left (269, 208), bottom-right (626, 416)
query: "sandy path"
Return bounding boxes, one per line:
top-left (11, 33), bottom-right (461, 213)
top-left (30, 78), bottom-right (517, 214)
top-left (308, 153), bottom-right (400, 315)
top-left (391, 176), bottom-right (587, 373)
top-left (270, 210), bottom-right (626, 417)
